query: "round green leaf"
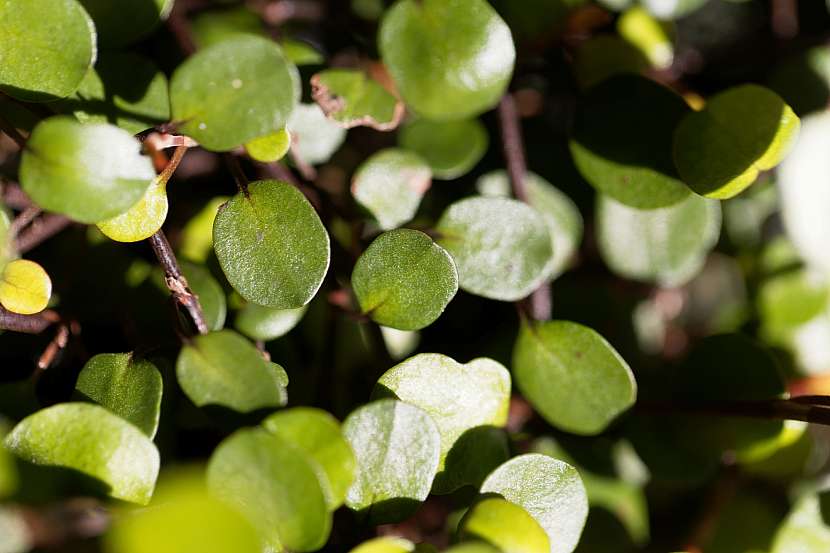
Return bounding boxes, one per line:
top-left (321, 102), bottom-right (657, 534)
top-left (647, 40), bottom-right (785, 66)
top-left (4, 403), bottom-right (159, 504)
top-left (480, 454), bottom-right (588, 553)
top-left (170, 35), bottom-right (298, 152)
top-left (213, 180), bottom-right (330, 308)
top-left (352, 230), bottom-right (458, 330)
top-left (244, 128), bottom-right (292, 163)
top-left (311, 69), bottom-right (403, 130)
top-left (180, 196), bottom-right (230, 263)
top-left (181, 262), bottom-right (227, 332)
top-left (75, 352), bottom-right (163, 439)
top-left (176, 330), bottom-right (287, 412)
top-left (343, 399), bottom-right (441, 523)
top-left (207, 427), bottom-right (331, 552)
top-left (0, 0), bottom-right (96, 102)
top-left (190, 6), bottom-right (265, 50)
top-left (772, 491), bottom-right (830, 553)
top-left (596, 193), bottom-right (721, 286)
top-left (281, 39), bottom-right (324, 66)
top-left (352, 149), bottom-right (432, 231)
top-left (570, 75), bottom-right (691, 209)
top-left (674, 84), bottom-right (800, 199)
top-left (374, 353), bottom-right (510, 478)
top-left (350, 537), bottom-right (417, 553)
top-left (78, 0), bottom-right (172, 47)
top-left (288, 103), bottom-right (347, 165)
top-left (459, 497), bottom-right (550, 553)
top-left (476, 171), bottom-right (583, 280)
top-left (262, 407), bottom-right (356, 510)
top-left (59, 52), bottom-right (171, 135)
top-left (513, 320), bottom-right (637, 435)
top-left (105, 471), bottom-right (262, 553)
top-left (20, 117), bottom-right (156, 224)
top-left (399, 118), bottom-right (488, 180)
top-left (435, 196), bottom-right (553, 301)
top-left (236, 304), bottom-right (307, 342)
top-left (379, 0), bottom-right (515, 120)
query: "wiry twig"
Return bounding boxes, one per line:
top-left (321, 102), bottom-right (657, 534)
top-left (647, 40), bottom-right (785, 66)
top-left (20, 498), bottom-right (110, 549)
top-left (15, 214), bottom-right (72, 254)
top-left (9, 206), bottom-right (42, 235)
top-left (36, 322), bottom-right (73, 370)
top-left (0, 306), bottom-right (59, 334)
top-left (0, 113), bottom-right (26, 149)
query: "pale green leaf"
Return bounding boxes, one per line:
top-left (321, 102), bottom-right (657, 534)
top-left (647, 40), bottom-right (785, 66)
top-left (771, 491), bottom-right (830, 553)
top-left (236, 304), bottom-right (307, 342)
top-left (311, 69), bottom-right (403, 130)
top-left (459, 497), bottom-right (550, 553)
top-left (349, 537), bottom-right (416, 553)
top-left (288, 103), bottom-right (347, 165)
top-left (180, 196), bottom-right (229, 263)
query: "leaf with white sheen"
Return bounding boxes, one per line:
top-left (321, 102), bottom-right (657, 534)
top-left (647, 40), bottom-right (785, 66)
top-left (4, 403), bottom-right (160, 504)
top-left (459, 497), bottom-right (550, 553)
top-left (343, 399), bottom-right (441, 523)
top-left (170, 35), bottom-right (298, 151)
top-left (21, 117), bottom-right (156, 224)
top-left (352, 149), bottom-right (432, 230)
top-left (75, 353), bottom-right (163, 438)
top-left (311, 69), bottom-right (403, 130)
top-left (379, 0), bottom-right (515, 120)
top-left (262, 407), bottom-right (356, 510)
top-left (207, 428), bottom-right (331, 552)
top-left (480, 454), bottom-right (588, 553)
top-left (674, 84), bottom-right (800, 199)
top-left (771, 491), bottom-right (830, 553)
top-left (288, 104), bottom-right (347, 165)
top-left (399, 118), bottom-right (488, 180)
top-left (176, 330), bottom-right (287, 412)
top-left (513, 320), bottom-right (636, 435)
top-left (0, 0), bottom-right (96, 102)
top-left (352, 230), bottom-right (457, 330)
top-left (436, 196), bottom-right (553, 301)
top-left (213, 180), bottom-right (330, 308)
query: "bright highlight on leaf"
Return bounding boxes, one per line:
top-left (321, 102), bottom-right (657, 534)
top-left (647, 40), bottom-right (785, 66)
top-left (244, 128), bottom-right (292, 163)
top-left (0, 259), bottom-right (51, 315)
top-left (97, 177), bottom-right (167, 243)
top-left (20, 117), bottom-right (156, 224)
top-left (379, 0), bottom-right (515, 120)
top-left (288, 103), bottom-right (347, 165)
top-left (617, 7), bottom-right (674, 70)
top-left (4, 403), bottom-right (160, 505)
top-left (352, 230), bottom-right (458, 330)
top-left (350, 537), bottom-right (417, 553)
top-left (311, 69), bottom-right (403, 131)
top-left (513, 320), bottom-right (637, 435)
top-left (674, 84), bottom-right (800, 199)
top-left (399, 118), bottom-right (489, 180)
top-left (459, 497), bottom-right (550, 553)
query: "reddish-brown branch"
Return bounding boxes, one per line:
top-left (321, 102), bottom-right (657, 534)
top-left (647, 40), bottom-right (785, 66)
top-left (0, 113), bottom-right (26, 149)
top-left (0, 306), bottom-right (59, 334)
top-left (10, 206), bottom-right (42, 235)
top-left (36, 323), bottom-right (72, 370)
top-left (2, 181), bottom-right (33, 210)
top-left (15, 214), bottom-right (72, 254)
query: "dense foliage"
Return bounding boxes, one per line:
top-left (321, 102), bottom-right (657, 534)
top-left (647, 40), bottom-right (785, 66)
top-left (2, 1), bottom-right (830, 552)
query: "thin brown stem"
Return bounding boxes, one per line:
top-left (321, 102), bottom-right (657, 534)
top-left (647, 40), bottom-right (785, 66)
top-left (159, 145), bottom-right (189, 185)
top-left (2, 181), bottom-right (33, 210)
top-left (225, 154), bottom-right (250, 196)
top-left (0, 306), bottom-right (59, 334)
top-left (36, 323), bottom-right (71, 370)
top-left (638, 397), bottom-right (830, 427)
top-left (15, 214), bottom-right (72, 254)
top-left (10, 206), bottom-right (42, 236)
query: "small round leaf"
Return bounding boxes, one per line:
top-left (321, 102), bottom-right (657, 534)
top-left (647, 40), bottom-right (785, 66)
top-left (352, 230), bottom-right (458, 330)
top-left (213, 180), bottom-right (330, 308)
top-left (311, 69), bottom-right (403, 130)
top-left (288, 103), bottom-right (347, 165)
top-left (78, 0), bottom-right (172, 47)
top-left (4, 403), bottom-right (160, 504)
top-left (399, 118), bottom-right (488, 180)
top-left (513, 320), bottom-right (637, 435)
top-left (245, 128), bottom-right (292, 163)
top-left (459, 497), bottom-right (550, 553)
top-left (97, 177), bottom-right (168, 243)
top-left (0, 259), bottom-right (51, 315)
top-left (236, 304), bottom-right (307, 342)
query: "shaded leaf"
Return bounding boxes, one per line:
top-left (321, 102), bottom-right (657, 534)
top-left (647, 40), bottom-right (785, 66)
top-left (78, 0), bottom-right (172, 47)
top-left (0, 260), bottom-right (51, 315)
top-left (459, 497), bottom-right (550, 553)
top-left (311, 69), bottom-right (403, 131)
top-left (236, 304), bottom-right (307, 342)
top-left (282, 39), bottom-right (324, 66)
top-left (399, 118), bottom-right (488, 180)
top-left (190, 6), bottom-right (265, 49)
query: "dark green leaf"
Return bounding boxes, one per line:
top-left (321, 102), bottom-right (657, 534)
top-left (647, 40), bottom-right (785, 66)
top-left (235, 304), bottom-right (307, 342)
top-left (311, 69), bottom-right (403, 130)
top-left (180, 262), bottom-right (227, 332)
top-left (399, 118), bottom-right (488, 180)
top-left (78, 0), bottom-right (172, 47)
top-left (190, 6), bottom-right (265, 49)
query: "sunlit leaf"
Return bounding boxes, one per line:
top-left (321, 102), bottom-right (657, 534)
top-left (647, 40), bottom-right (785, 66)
top-left (459, 497), bottom-right (550, 553)
top-left (213, 180), bottom-right (330, 308)
top-left (180, 196), bottom-right (229, 263)
top-left (349, 537), bottom-right (417, 553)
top-left (435, 196), bottom-right (553, 301)
top-left (207, 427), bottom-right (331, 552)
top-left (4, 403), bottom-right (160, 504)
top-left (288, 103), bottom-right (347, 165)
top-left (75, 353), bottom-right (163, 438)
top-left (399, 118), bottom-right (488, 180)
top-left (311, 69), bottom-right (403, 131)
top-left (379, 0), bottom-right (515, 120)
top-left (176, 330), bottom-right (287, 412)
top-left (20, 117), bottom-right (155, 223)
top-left (0, 0), bottom-right (96, 102)
top-left (236, 304), bottom-right (307, 342)
top-left (78, 0), bottom-right (172, 47)
top-left (771, 491), bottom-right (830, 553)
top-left (513, 320), bottom-right (636, 435)
top-left (351, 149), bottom-right (431, 231)
top-left (352, 230), bottom-right (457, 330)
top-left (97, 177), bottom-right (167, 243)
top-left (0, 259), bottom-right (51, 315)
top-left (244, 128), bottom-right (292, 163)
top-left (617, 7), bottom-right (673, 70)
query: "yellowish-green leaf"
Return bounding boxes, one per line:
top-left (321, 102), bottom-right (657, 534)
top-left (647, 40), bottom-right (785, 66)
top-left (617, 7), bottom-right (673, 70)
top-left (244, 128), bottom-right (292, 163)
top-left (459, 497), bottom-right (550, 553)
top-left (97, 177), bottom-right (167, 243)
top-left (0, 259), bottom-right (51, 315)
top-left (180, 196), bottom-right (229, 263)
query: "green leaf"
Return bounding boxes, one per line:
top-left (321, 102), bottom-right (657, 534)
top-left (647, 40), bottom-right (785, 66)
top-left (0, 423), bottom-right (18, 499)
top-left (180, 196), bottom-right (230, 263)
top-left (374, 353), bottom-right (510, 483)
top-left (352, 230), bottom-right (457, 330)
top-left (352, 149), bottom-right (432, 230)
top-left (236, 304), bottom-right (307, 342)
top-left (641, 0), bottom-right (707, 19)
top-left (213, 180), bottom-right (329, 308)
top-left (445, 545), bottom-right (501, 553)
top-left (572, 36), bottom-right (648, 91)
top-left (569, 75), bottom-right (691, 209)
top-left (281, 39), bottom-right (324, 66)
top-left (480, 454), bottom-right (588, 553)
top-left (74, 353), bottom-right (163, 439)
top-left (596, 193), bottom-right (721, 286)
top-left (379, 0), bottom-right (515, 120)
top-left (343, 399), bottom-right (441, 523)
top-left (288, 103), bottom-right (347, 165)
top-left (4, 403), bottom-right (159, 504)
top-left (674, 84), bottom-right (800, 199)
top-left (58, 52), bottom-right (171, 136)
top-left (311, 69), bottom-right (403, 130)
top-left (262, 407), bottom-right (357, 510)
top-left (170, 36), bottom-right (298, 152)
top-left (180, 262), bottom-right (227, 332)
top-left (513, 320), bottom-right (636, 435)
top-left (476, 171), bottom-right (583, 280)
top-left (0, 259), bottom-right (51, 315)
top-left (459, 497), bottom-right (550, 553)
top-left (20, 117), bottom-right (156, 224)
top-left (97, 176), bottom-right (167, 243)
top-left (772, 491), bottom-right (830, 553)
top-left (435, 196), bottom-right (553, 301)
top-left (616, 7), bottom-right (674, 70)
top-left (349, 537), bottom-right (417, 553)
top-left (0, 0), bottom-right (96, 102)
top-left (190, 6), bottom-right (265, 50)
top-left (77, 0), bottom-right (172, 47)
top-left (207, 427), bottom-right (331, 552)
top-left (399, 118), bottom-right (489, 180)
top-left (176, 330), bottom-right (287, 412)
top-left (244, 128), bottom-right (292, 163)
top-left (105, 470), bottom-right (262, 553)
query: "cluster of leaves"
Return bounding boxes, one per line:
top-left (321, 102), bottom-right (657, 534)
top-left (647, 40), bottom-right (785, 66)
top-left (3, 0), bottom-right (830, 553)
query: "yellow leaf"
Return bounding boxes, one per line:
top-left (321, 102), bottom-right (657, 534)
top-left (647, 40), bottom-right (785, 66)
top-left (244, 128), bottom-right (291, 163)
top-left (97, 178), bottom-right (168, 242)
top-left (0, 259), bottom-right (52, 315)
